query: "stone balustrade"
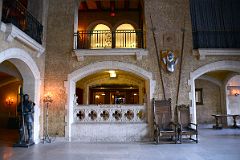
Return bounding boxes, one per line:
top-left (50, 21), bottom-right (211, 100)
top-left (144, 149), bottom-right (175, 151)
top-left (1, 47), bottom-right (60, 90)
top-left (73, 104), bottom-right (146, 123)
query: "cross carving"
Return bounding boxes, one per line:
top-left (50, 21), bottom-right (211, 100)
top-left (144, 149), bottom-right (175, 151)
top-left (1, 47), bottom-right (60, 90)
top-left (112, 110), bottom-right (122, 121)
top-left (88, 110), bottom-right (97, 120)
top-left (100, 110), bottom-right (109, 121)
top-left (76, 110), bottom-right (85, 120)
top-left (125, 110), bottom-right (134, 120)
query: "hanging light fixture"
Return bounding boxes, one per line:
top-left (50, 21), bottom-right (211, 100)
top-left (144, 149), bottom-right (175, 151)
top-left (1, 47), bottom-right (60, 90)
top-left (110, 1), bottom-right (116, 17)
top-left (109, 70), bottom-right (117, 78)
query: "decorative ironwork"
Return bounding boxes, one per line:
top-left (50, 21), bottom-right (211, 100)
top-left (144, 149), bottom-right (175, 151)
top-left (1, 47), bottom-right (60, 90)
top-left (112, 110), bottom-right (122, 121)
top-left (2, 0), bottom-right (43, 44)
top-left (88, 110), bottom-right (97, 120)
top-left (125, 110), bottom-right (134, 120)
top-left (100, 110), bottom-right (110, 121)
top-left (74, 30), bottom-right (144, 49)
top-left (76, 110), bottom-right (85, 121)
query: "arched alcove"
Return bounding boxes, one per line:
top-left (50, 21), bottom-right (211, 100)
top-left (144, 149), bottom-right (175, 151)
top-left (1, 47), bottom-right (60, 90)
top-left (65, 61), bottom-right (156, 141)
top-left (0, 48), bottom-right (41, 143)
top-left (189, 60), bottom-right (240, 125)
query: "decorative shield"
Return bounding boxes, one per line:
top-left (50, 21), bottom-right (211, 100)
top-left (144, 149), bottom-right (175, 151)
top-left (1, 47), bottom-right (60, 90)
top-left (160, 49), bottom-right (179, 73)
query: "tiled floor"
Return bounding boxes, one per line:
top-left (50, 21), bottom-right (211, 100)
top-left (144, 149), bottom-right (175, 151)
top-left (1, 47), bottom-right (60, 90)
top-left (0, 128), bottom-right (240, 160)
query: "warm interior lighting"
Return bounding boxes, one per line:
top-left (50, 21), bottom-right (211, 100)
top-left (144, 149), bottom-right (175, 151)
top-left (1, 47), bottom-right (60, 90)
top-left (227, 86), bottom-right (240, 96)
top-left (95, 95), bottom-right (100, 99)
top-left (134, 93), bottom-right (137, 96)
top-left (44, 92), bottom-right (53, 103)
top-left (109, 70), bottom-right (117, 78)
top-left (91, 24), bottom-right (111, 49)
top-left (116, 24), bottom-right (136, 48)
top-left (101, 93), bottom-right (106, 96)
top-left (6, 97), bottom-right (14, 105)
top-left (232, 89), bottom-right (240, 96)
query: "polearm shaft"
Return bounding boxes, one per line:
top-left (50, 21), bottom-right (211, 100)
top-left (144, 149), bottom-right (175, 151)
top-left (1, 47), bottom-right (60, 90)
top-left (176, 9), bottom-right (186, 105)
top-left (150, 14), bottom-right (166, 100)
top-left (20, 87), bottom-right (26, 142)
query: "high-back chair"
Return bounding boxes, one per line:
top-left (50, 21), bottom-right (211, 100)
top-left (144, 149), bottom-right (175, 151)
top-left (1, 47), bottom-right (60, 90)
top-left (177, 104), bottom-right (198, 143)
top-left (153, 98), bottom-right (178, 144)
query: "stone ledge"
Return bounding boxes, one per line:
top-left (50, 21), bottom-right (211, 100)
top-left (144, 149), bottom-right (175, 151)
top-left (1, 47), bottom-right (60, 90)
top-left (0, 22), bottom-right (45, 57)
top-left (71, 123), bottom-right (149, 142)
top-left (194, 48), bottom-right (240, 60)
top-left (73, 48), bottom-right (148, 61)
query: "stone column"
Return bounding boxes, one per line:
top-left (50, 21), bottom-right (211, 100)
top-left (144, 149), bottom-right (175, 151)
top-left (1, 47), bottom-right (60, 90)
top-left (0, 0), bottom-right (3, 21)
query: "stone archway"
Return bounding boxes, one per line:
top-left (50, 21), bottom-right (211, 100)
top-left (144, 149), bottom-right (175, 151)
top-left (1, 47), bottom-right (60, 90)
top-left (0, 48), bottom-right (41, 143)
top-left (65, 61), bottom-right (156, 141)
top-left (189, 60), bottom-right (240, 124)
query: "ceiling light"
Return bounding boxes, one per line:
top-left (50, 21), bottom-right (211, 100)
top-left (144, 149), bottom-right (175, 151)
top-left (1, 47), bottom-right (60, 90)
top-left (109, 70), bottom-right (117, 78)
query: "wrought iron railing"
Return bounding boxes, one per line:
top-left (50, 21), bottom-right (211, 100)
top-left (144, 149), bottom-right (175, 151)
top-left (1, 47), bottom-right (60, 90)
top-left (74, 29), bottom-right (144, 49)
top-left (1, 0), bottom-right (43, 44)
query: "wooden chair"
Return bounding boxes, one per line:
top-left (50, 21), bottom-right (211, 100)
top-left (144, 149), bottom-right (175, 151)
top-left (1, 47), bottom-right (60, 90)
top-left (153, 98), bottom-right (178, 144)
top-left (176, 104), bottom-right (198, 143)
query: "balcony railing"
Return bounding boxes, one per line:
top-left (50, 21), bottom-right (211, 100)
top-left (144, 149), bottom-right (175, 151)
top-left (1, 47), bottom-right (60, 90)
top-left (1, 0), bottom-right (43, 44)
top-left (74, 104), bottom-right (146, 123)
top-left (74, 29), bottom-right (144, 49)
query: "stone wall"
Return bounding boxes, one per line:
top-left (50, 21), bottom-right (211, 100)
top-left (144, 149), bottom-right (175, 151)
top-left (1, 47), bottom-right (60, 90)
top-left (195, 79), bottom-right (221, 124)
top-left (44, 0), bottom-right (240, 137)
top-left (0, 81), bottom-right (21, 128)
top-left (0, 0), bottom-right (48, 140)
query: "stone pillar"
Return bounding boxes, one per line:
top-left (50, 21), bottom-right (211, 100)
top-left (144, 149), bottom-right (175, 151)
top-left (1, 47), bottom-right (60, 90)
top-left (0, 0), bottom-right (3, 21)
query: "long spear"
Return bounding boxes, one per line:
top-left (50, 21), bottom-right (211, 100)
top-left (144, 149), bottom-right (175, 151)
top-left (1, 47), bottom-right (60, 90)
top-left (176, 9), bottom-right (186, 105)
top-left (20, 87), bottom-right (26, 143)
top-left (150, 14), bottom-right (166, 100)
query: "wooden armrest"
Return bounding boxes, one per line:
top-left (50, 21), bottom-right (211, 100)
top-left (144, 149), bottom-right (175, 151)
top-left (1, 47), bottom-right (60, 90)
top-left (189, 123), bottom-right (198, 126)
top-left (188, 123), bottom-right (198, 130)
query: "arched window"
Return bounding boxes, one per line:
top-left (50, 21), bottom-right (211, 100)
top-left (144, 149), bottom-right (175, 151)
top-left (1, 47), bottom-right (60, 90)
top-left (91, 24), bottom-right (112, 49)
top-left (116, 24), bottom-right (136, 48)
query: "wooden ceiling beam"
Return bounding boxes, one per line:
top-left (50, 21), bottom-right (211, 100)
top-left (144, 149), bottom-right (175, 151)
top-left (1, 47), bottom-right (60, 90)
top-left (124, 0), bottom-right (130, 9)
top-left (96, 1), bottom-right (102, 10)
top-left (110, 0), bottom-right (116, 10)
top-left (81, 1), bottom-right (88, 10)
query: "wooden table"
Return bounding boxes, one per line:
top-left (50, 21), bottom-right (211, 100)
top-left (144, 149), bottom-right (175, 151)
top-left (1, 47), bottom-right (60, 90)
top-left (211, 114), bottom-right (240, 129)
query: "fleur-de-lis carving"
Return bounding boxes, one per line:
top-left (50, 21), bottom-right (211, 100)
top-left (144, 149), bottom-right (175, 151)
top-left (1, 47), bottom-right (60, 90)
top-left (112, 110), bottom-right (122, 121)
top-left (100, 110), bottom-right (109, 121)
top-left (124, 110), bottom-right (134, 120)
top-left (88, 110), bottom-right (97, 120)
top-left (76, 110), bottom-right (85, 120)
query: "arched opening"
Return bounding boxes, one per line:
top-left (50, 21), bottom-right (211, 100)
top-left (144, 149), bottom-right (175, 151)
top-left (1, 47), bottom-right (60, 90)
top-left (189, 61), bottom-right (240, 128)
top-left (76, 70), bottom-right (145, 105)
top-left (91, 24), bottom-right (112, 49)
top-left (0, 61), bottom-right (22, 146)
top-left (74, 0), bottom-right (145, 50)
top-left (66, 61), bottom-right (156, 142)
top-left (0, 48), bottom-right (41, 145)
top-left (116, 23), bottom-right (136, 48)
top-left (226, 75), bottom-right (240, 126)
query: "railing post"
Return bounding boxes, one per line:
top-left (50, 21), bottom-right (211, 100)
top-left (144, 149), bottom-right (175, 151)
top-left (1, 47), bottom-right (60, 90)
top-left (1, 0), bottom-right (43, 44)
top-left (112, 31), bottom-right (115, 48)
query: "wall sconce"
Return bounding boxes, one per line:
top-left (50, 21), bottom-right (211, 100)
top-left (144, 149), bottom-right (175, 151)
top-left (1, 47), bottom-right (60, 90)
top-left (6, 97), bottom-right (14, 105)
top-left (44, 92), bottom-right (53, 103)
top-left (227, 86), bottom-right (240, 96)
top-left (42, 92), bottom-right (53, 143)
